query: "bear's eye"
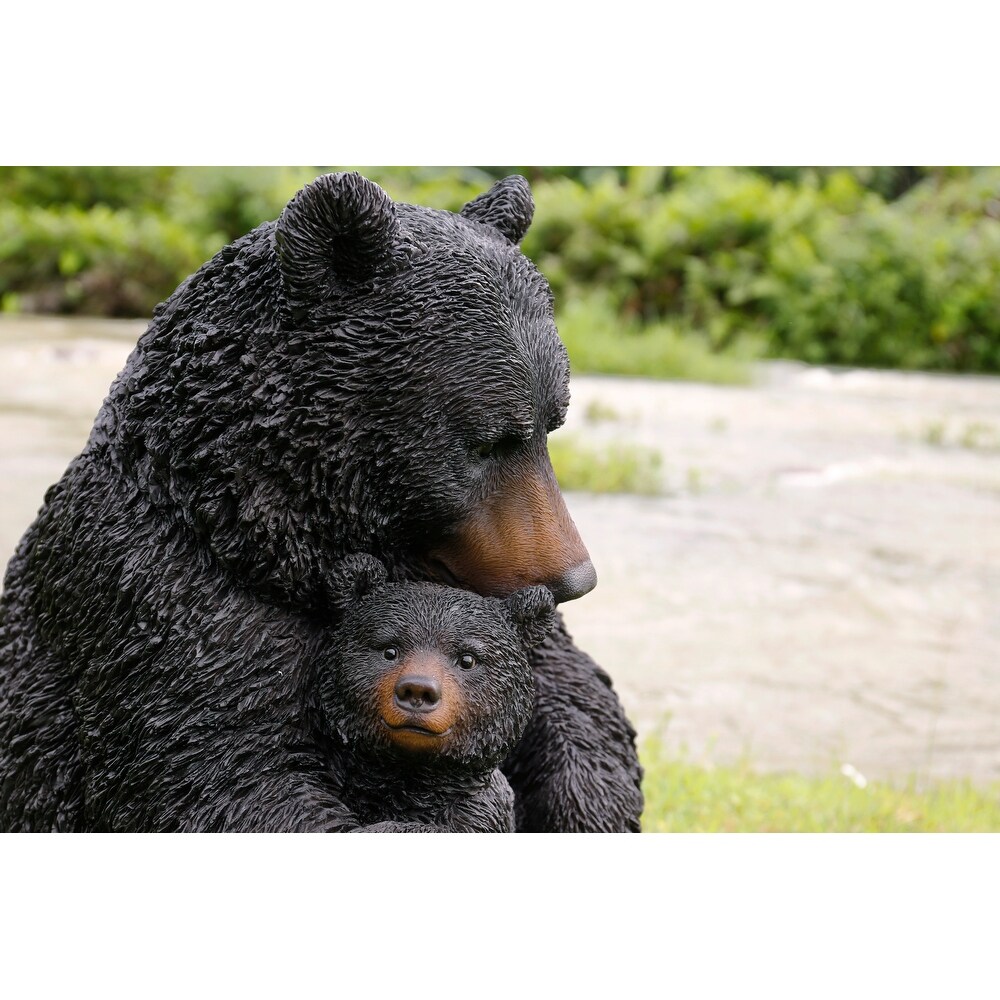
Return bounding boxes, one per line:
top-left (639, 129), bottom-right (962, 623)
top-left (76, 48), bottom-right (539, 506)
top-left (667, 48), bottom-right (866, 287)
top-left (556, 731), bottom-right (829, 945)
top-left (458, 653), bottom-right (476, 670)
top-left (383, 647), bottom-right (399, 661)
top-left (473, 432), bottom-right (527, 462)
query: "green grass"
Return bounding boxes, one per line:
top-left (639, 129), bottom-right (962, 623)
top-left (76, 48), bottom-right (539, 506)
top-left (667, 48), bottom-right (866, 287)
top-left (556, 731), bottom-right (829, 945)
top-left (548, 433), bottom-right (663, 495)
top-left (556, 292), bottom-right (757, 385)
top-left (582, 398), bottom-right (622, 424)
top-left (640, 740), bottom-right (1000, 832)
top-left (922, 419), bottom-right (1000, 451)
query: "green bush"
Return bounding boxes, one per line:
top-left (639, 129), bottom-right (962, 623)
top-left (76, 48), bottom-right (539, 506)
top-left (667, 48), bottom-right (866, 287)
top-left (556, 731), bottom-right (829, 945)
top-left (0, 203), bottom-right (223, 316)
top-left (165, 167), bottom-right (316, 245)
top-left (765, 201), bottom-right (934, 367)
top-left (0, 166), bottom-right (178, 211)
top-left (894, 166), bottom-right (1000, 219)
top-left (526, 166), bottom-right (1000, 373)
top-left (555, 289), bottom-right (755, 384)
top-left (748, 166), bottom-right (946, 201)
top-left (2, 165), bottom-right (999, 374)
top-left (761, 179), bottom-right (1000, 371)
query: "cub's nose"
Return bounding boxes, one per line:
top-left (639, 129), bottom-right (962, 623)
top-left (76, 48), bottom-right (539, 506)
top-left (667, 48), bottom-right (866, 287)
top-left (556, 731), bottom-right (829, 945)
top-left (394, 675), bottom-right (442, 712)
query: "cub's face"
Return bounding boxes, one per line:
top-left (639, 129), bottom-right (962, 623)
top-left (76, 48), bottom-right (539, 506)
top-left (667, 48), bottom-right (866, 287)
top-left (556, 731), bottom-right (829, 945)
top-left (324, 584), bottom-right (536, 770)
top-left (321, 559), bottom-right (556, 772)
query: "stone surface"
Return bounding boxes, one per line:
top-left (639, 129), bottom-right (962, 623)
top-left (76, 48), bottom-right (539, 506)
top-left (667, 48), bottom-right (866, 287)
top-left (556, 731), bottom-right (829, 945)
top-left (558, 366), bottom-right (1000, 786)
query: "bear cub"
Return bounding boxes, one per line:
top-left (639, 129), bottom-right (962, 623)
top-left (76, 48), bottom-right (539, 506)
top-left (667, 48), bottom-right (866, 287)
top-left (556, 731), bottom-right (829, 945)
top-left (321, 554), bottom-right (557, 832)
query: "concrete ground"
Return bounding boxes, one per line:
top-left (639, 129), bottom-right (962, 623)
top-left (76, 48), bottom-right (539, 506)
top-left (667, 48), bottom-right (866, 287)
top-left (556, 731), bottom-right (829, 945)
top-left (2, 316), bottom-right (998, 786)
top-left (559, 366), bottom-right (1000, 787)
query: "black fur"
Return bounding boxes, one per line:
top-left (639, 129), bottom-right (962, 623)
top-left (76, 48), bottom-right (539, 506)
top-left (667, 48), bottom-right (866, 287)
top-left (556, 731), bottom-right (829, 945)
top-left (323, 555), bottom-right (554, 832)
top-left (0, 172), bottom-right (643, 832)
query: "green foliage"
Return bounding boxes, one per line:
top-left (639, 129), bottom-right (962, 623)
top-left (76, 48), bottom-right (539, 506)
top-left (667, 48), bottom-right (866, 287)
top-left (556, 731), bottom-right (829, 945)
top-left (2, 165), bottom-right (999, 374)
top-left (165, 167), bottom-right (318, 245)
top-left (640, 740), bottom-right (1000, 832)
top-left (748, 166), bottom-right (948, 201)
top-left (547, 433), bottom-right (663, 495)
top-left (896, 166), bottom-right (1000, 219)
top-left (913, 417), bottom-right (1000, 451)
top-left (556, 290), bottom-right (755, 383)
top-left (528, 166), bottom-right (1000, 373)
top-left (764, 185), bottom-right (1000, 370)
top-left (0, 166), bottom-right (503, 319)
top-left (0, 166), bottom-right (178, 211)
top-left (357, 166), bottom-right (499, 214)
top-left (582, 398), bottom-right (621, 424)
top-left (0, 203), bottom-right (222, 316)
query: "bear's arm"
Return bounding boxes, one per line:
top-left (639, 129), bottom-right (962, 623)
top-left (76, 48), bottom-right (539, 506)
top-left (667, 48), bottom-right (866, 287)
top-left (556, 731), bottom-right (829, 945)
top-left (503, 615), bottom-right (644, 832)
top-left (66, 547), bottom-right (383, 832)
top-left (350, 772), bottom-right (515, 833)
top-left (435, 770), bottom-right (516, 833)
top-left (78, 661), bottom-right (372, 834)
top-left (350, 821), bottom-right (439, 832)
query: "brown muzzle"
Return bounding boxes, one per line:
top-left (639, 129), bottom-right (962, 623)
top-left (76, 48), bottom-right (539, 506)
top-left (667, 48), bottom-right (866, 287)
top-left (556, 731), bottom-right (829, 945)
top-left (377, 653), bottom-right (463, 754)
top-left (429, 454), bottom-right (596, 603)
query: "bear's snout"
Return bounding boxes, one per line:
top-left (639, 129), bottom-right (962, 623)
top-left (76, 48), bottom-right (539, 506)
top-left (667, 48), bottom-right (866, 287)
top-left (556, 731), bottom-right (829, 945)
top-left (375, 653), bottom-right (462, 752)
top-left (394, 674), bottom-right (442, 712)
top-left (551, 560), bottom-right (598, 604)
top-left (429, 458), bottom-right (596, 603)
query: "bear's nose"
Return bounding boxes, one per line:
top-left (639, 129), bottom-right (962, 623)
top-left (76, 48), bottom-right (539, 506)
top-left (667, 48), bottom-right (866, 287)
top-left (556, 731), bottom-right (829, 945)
top-left (394, 675), bottom-right (442, 712)
top-left (549, 559), bottom-right (598, 603)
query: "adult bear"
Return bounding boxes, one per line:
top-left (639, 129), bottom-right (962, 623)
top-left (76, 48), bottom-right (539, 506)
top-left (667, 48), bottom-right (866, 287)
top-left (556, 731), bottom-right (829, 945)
top-left (0, 172), bottom-right (643, 832)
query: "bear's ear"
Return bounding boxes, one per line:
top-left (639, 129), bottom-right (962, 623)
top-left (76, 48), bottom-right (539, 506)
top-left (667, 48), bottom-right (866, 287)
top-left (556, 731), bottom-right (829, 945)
top-left (275, 172), bottom-right (399, 313)
top-left (460, 175), bottom-right (534, 245)
top-left (504, 585), bottom-right (557, 650)
top-left (328, 553), bottom-right (388, 619)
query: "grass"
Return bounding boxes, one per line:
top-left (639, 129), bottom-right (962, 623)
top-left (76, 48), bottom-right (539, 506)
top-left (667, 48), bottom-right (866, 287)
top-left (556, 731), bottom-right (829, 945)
top-left (957, 420), bottom-right (999, 450)
top-left (916, 418), bottom-right (1000, 451)
top-left (548, 433), bottom-right (663, 496)
top-left (582, 398), bottom-right (622, 424)
top-left (640, 740), bottom-right (1000, 832)
top-left (556, 293), bottom-right (757, 386)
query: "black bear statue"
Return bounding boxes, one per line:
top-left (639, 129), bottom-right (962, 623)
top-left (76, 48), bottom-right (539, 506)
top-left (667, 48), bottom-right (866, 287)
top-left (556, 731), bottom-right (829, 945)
top-left (0, 171), bottom-right (643, 832)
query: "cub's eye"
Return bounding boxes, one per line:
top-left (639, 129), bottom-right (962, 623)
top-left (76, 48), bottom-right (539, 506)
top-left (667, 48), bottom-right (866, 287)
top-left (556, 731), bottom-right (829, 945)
top-left (383, 647), bottom-right (399, 661)
top-left (458, 653), bottom-right (476, 670)
top-left (474, 442), bottom-right (495, 460)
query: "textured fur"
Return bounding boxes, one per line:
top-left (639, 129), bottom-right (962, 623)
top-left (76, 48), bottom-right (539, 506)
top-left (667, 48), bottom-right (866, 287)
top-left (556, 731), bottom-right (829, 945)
top-left (323, 555), bottom-right (553, 832)
top-left (0, 172), bottom-right (643, 832)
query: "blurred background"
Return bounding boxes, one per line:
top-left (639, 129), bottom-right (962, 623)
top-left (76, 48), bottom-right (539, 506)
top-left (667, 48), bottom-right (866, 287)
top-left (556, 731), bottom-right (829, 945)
top-left (1, 165), bottom-right (998, 830)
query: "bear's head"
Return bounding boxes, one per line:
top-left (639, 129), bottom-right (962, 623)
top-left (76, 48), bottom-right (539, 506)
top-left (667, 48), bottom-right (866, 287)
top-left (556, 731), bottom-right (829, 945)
top-left (321, 553), bottom-right (556, 771)
top-left (104, 172), bottom-right (595, 609)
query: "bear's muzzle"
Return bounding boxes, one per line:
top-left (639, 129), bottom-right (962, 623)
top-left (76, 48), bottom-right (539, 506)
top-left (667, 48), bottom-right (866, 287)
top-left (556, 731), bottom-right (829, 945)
top-left (428, 457), bottom-right (596, 603)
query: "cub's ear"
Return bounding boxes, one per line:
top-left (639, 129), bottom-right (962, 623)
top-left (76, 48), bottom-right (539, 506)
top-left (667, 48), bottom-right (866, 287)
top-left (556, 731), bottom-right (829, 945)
top-left (328, 554), bottom-right (388, 619)
top-left (504, 585), bottom-right (557, 650)
top-left (460, 175), bottom-right (534, 245)
top-left (275, 172), bottom-right (399, 314)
